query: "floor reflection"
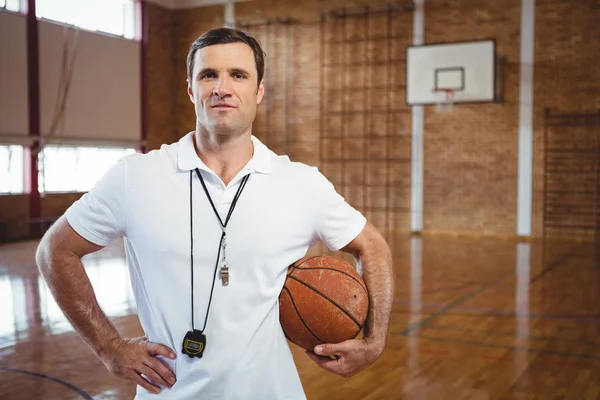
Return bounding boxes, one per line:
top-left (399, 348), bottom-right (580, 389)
top-left (514, 242), bottom-right (531, 387)
top-left (406, 236), bottom-right (422, 377)
top-left (0, 239), bottom-right (135, 349)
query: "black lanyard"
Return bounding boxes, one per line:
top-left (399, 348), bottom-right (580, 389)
top-left (189, 168), bottom-right (250, 332)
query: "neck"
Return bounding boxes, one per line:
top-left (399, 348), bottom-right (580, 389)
top-left (193, 128), bottom-right (253, 186)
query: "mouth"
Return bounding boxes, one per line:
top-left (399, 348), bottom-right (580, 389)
top-left (211, 104), bottom-right (236, 110)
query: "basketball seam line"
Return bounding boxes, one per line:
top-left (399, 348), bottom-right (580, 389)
top-left (291, 255), bottom-right (321, 269)
top-left (288, 256), bottom-right (320, 276)
top-left (293, 266), bottom-right (368, 295)
top-left (287, 275), bottom-right (363, 330)
top-left (281, 286), bottom-right (325, 345)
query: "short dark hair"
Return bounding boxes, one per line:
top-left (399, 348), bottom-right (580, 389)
top-left (186, 28), bottom-right (266, 87)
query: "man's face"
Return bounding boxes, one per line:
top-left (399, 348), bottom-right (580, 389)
top-left (187, 42), bottom-right (264, 135)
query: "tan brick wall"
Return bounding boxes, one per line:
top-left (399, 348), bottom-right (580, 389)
top-left (147, 3), bottom-right (178, 150)
top-left (531, 0), bottom-right (600, 238)
top-left (422, 0), bottom-right (521, 236)
top-left (147, 0), bottom-right (599, 238)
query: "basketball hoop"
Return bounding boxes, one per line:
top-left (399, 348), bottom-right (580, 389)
top-left (432, 88), bottom-right (455, 113)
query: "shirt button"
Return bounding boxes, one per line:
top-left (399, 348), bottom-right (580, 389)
top-left (218, 184), bottom-right (224, 190)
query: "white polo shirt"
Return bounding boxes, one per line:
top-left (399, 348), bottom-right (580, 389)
top-left (65, 132), bottom-right (366, 400)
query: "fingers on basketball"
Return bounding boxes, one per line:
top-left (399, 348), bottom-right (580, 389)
top-left (315, 342), bottom-right (348, 357)
top-left (306, 351), bottom-right (350, 377)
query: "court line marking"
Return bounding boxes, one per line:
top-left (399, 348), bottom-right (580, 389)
top-left (412, 324), bottom-right (600, 347)
top-left (416, 347), bottom-right (590, 367)
top-left (394, 281), bottom-right (477, 295)
top-left (407, 334), bottom-right (600, 361)
top-left (409, 344), bottom-right (593, 367)
top-left (400, 270), bottom-right (513, 336)
top-left (529, 247), bottom-right (578, 285)
top-left (393, 301), bottom-right (600, 323)
top-left (0, 367), bottom-right (93, 399)
top-left (397, 244), bottom-right (587, 335)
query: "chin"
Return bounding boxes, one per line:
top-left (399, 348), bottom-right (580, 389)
top-left (210, 122), bottom-right (241, 135)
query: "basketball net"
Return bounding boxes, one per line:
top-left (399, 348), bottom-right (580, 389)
top-left (433, 89), bottom-right (455, 113)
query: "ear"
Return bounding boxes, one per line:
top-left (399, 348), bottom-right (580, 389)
top-left (187, 78), bottom-right (195, 104)
top-left (256, 80), bottom-right (265, 105)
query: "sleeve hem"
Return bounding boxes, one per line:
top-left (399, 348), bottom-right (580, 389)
top-left (65, 210), bottom-right (112, 247)
top-left (327, 216), bottom-right (367, 252)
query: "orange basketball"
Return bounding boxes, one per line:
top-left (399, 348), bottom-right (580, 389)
top-left (279, 255), bottom-right (369, 351)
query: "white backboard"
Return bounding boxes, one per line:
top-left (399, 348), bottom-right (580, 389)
top-left (406, 40), bottom-right (496, 105)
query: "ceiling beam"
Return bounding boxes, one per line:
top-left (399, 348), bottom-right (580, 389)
top-left (144, 0), bottom-right (251, 10)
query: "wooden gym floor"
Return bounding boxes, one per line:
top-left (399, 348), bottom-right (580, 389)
top-left (1, 234), bottom-right (599, 399)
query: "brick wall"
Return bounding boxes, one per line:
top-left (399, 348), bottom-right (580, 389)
top-left (143, 0), bottom-right (600, 238)
top-left (532, 0), bottom-right (600, 238)
top-left (147, 3), bottom-right (178, 151)
top-left (422, 0), bottom-right (521, 236)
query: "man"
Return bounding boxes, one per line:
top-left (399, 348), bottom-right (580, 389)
top-left (36, 28), bottom-right (394, 399)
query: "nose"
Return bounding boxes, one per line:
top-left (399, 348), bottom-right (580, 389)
top-left (213, 75), bottom-right (232, 98)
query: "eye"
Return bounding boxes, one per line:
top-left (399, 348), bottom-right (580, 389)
top-left (233, 73), bottom-right (246, 80)
top-left (201, 72), bottom-right (217, 80)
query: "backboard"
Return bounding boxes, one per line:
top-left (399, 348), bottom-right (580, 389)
top-left (406, 40), bottom-right (496, 106)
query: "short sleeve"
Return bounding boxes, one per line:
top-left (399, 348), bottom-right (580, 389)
top-left (65, 159), bottom-right (127, 246)
top-left (310, 168), bottom-right (366, 251)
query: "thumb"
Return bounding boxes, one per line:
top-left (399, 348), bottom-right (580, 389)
top-left (314, 343), bottom-right (344, 357)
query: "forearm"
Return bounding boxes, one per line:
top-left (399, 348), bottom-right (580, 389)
top-left (358, 234), bottom-right (395, 350)
top-left (37, 245), bottom-right (120, 357)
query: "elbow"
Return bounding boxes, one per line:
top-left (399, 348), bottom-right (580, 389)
top-left (35, 237), bottom-right (48, 275)
top-left (35, 230), bottom-right (54, 277)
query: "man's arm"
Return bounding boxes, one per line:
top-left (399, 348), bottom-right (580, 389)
top-left (305, 221), bottom-right (395, 377)
top-left (36, 216), bottom-right (177, 393)
top-left (341, 221), bottom-right (395, 352)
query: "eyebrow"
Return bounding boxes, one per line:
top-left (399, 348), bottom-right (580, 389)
top-left (196, 68), bottom-right (252, 78)
top-left (231, 68), bottom-right (251, 77)
top-left (197, 68), bottom-right (216, 78)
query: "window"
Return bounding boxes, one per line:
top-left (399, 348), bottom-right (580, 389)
top-left (38, 145), bottom-right (136, 193)
top-left (0, 0), bottom-right (20, 12)
top-left (36, 0), bottom-right (137, 40)
top-left (0, 145), bottom-right (25, 194)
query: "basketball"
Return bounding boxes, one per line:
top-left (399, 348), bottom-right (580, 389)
top-left (279, 255), bottom-right (369, 351)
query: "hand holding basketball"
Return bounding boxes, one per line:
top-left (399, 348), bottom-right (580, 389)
top-left (279, 255), bottom-right (382, 377)
top-left (305, 338), bottom-right (383, 378)
top-left (279, 256), bottom-right (369, 350)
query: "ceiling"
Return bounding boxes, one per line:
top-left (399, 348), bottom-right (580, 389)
top-left (145, 0), bottom-right (251, 9)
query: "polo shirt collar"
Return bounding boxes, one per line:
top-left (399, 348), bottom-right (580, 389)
top-left (177, 131), bottom-right (273, 174)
